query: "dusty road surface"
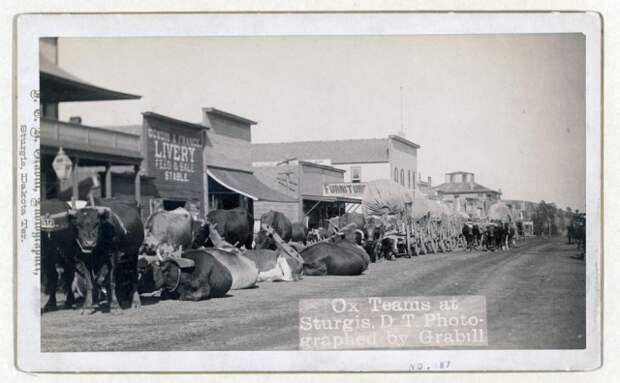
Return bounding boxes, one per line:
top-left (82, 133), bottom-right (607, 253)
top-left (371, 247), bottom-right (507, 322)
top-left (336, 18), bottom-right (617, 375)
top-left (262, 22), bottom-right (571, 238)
top-left (41, 237), bottom-right (585, 351)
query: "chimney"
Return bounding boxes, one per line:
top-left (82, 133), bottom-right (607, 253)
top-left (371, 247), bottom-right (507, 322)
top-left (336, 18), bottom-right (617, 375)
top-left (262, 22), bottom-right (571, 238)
top-left (427, 176), bottom-right (432, 186)
top-left (69, 116), bottom-right (82, 125)
top-left (445, 173), bottom-right (450, 183)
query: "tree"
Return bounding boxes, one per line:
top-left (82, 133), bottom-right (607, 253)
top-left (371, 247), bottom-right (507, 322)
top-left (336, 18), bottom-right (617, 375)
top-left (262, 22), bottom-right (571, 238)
top-left (533, 200), bottom-right (558, 236)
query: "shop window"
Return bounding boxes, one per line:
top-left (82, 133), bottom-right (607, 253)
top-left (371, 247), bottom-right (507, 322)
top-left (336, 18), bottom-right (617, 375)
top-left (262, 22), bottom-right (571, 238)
top-left (351, 166), bottom-right (362, 183)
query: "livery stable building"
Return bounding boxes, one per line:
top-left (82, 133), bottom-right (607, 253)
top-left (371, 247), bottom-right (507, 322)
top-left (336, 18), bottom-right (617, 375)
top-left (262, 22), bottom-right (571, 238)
top-left (104, 109), bottom-right (297, 223)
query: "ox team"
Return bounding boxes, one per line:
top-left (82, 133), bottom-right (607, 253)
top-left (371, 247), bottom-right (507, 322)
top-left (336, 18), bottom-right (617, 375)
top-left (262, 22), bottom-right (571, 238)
top-left (41, 199), bottom-right (585, 314)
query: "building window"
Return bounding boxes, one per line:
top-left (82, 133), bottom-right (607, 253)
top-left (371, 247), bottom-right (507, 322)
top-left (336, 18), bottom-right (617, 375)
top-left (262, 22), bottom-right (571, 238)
top-left (350, 166), bottom-right (361, 183)
top-left (408, 170), bottom-right (411, 189)
top-left (394, 167), bottom-right (399, 182)
top-left (400, 169), bottom-right (405, 186)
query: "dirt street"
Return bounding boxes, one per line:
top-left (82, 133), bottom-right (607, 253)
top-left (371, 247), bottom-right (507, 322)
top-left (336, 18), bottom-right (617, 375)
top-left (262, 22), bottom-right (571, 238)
top-left (41, 236), bottom-right (585, 351)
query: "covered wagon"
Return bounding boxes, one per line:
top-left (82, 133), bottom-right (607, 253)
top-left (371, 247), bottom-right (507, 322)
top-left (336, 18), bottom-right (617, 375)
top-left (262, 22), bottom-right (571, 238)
top-left (362, 179), bottom-right (414, 260)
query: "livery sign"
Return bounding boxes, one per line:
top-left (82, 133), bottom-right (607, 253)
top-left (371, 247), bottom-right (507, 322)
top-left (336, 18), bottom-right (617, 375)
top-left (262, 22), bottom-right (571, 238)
top-left (143, 115), bottom-right (205, 201)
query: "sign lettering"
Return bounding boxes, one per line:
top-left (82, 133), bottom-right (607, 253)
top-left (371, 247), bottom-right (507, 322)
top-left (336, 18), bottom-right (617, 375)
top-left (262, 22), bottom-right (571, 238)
top-left (323, 182), bottom-right (367, 197)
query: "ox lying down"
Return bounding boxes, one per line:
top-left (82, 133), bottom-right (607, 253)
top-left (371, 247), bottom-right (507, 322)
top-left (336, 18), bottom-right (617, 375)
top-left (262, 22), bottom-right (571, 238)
top-left (301, 238), bottom-right (369, 276)
top-left (139, 249), bottom-right (232, 301)
top-left (244, 249), bottom-right (303, 282)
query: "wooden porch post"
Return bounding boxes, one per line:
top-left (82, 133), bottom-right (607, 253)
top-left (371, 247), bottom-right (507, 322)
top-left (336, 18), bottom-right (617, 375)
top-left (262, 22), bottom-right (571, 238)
top-left (297, 164), bottom-right (304, 222)
top-left (71, 158), bottom-right (79, 208)
top-left (104, 163), bottom-right (112, 198)
top-left (134, 164), bottom-right (141, 208)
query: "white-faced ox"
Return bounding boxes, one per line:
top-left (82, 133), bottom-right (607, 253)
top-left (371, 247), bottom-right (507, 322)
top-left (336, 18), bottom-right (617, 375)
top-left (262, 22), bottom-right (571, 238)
top-left (68, 200), bottom-right (144, 314)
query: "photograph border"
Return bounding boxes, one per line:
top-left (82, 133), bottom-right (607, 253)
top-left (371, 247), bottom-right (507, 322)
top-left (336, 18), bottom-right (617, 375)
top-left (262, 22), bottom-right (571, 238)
top-left (15, 11), bottom-right (602, 372)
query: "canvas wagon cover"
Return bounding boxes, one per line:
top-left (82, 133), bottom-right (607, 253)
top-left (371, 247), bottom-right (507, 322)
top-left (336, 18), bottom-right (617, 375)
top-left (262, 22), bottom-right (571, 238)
top-left (488, 202), bottom-right (513, 223)
top-left (411, 190), bottom-right (464, 222)
top-left (362, 179), bottom-right (413, 216)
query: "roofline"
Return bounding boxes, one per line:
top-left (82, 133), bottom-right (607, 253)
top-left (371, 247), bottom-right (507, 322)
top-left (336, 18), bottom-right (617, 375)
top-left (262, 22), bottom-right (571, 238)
top-left (143, 111), bottom-right (208, 130)
top-left (299, 161), bottom-right (346, 173)
top-left (207, 164), bottom-right (253, 175)
top-left (388, 134), bottom-right (421, 149)
top-left (203, 108), bottom-right (257, 125)
top-left (253, 137), bottom-right (389, 146)
top-left (445, 170), bottom-right (474, 175)
top-left (433, 182), bottom-right (501, 194)
top-left (435, 188), bottom-right (501, 195)
top-left (331, 160), bottom-right (388, 165)
top-left (40, 72), bottom-right (142, 102)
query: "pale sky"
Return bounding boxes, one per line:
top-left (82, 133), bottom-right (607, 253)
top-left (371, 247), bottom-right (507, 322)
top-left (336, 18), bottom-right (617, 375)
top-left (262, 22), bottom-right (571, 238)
top-left (56, 34), bottom-right (586, 211)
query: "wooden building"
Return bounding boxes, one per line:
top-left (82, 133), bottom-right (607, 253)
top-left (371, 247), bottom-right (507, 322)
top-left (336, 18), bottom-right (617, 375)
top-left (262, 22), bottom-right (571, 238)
top-left (39, 38), bottom-right (143, 207)
top-left (253, 160), bottom-right (361, 228)
top-left (432, 171), bottom-right (502, 218)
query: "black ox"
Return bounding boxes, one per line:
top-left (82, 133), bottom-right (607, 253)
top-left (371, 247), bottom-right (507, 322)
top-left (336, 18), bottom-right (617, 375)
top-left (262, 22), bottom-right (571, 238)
top-left (41, 199), bottom-right (78, 313)
top-left (193, 208), bottom-right (254, 249)
top-left (68, 199), bottom-right (144, 314)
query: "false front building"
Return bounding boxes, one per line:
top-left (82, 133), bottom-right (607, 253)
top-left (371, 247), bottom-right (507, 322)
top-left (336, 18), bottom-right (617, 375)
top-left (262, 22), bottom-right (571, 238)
top-left (104, 108), bottom-right (297, 222)
top-left (252, 135), bottom-right (420, 224)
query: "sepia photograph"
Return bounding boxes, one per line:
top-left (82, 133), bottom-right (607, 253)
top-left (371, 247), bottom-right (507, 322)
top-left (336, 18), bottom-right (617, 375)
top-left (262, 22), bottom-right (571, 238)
top-left (15, 12), bottom-right (601, 372)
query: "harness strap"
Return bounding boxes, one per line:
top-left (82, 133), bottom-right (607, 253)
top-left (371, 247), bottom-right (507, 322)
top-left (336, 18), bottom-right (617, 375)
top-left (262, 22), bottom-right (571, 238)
top-left (109, 211), bottom-right (128, 235)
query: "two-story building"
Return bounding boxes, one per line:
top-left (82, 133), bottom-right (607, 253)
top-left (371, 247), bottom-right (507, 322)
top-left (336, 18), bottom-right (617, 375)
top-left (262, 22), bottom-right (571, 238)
top-left (251, 135), bottom-right (419, 223)
top-left (432, 171), bottom-right (502, 218)
top-left (39, 38), bottom-right (144, 208)
top-left (252, 134), bottom-right (419, 190)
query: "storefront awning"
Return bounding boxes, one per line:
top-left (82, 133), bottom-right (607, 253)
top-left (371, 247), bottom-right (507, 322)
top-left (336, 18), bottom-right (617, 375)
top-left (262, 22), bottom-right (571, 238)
top-left (302, 195), bottom-right (336, 203)
top-left (208, 168), bottom-right (296, 203)
top-left (303, 195), bottom-right (362, 204)
top-left (336, 196), bottom-right (362, 204)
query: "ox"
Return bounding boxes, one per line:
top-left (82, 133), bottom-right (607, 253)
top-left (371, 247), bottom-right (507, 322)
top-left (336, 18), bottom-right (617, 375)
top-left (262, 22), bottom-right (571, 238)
top-left (68, 199), bottom-right (144, 314)
top-left (142, 208), bottom-right (194, 255)
top-left (244, 249), bottom-right (303, 282)
top-left (193, 222), bottom-right (259, 289)
top-left (291, 222), bottom-right (309, 245)
top-left (301, 238), bottom-right (368, 276)
top-left (41, 199), bottom-right (78, 312)
top-left (255, 211), bottom-right (292, 250)
top-left (462, 223), bottom-right (476, 251)
top-left (193, 208), bottom-right (253, 249)
top-left (207, 248), bottom-right (259, 289)
top-left (138, 250), bottom-right (232, 301)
